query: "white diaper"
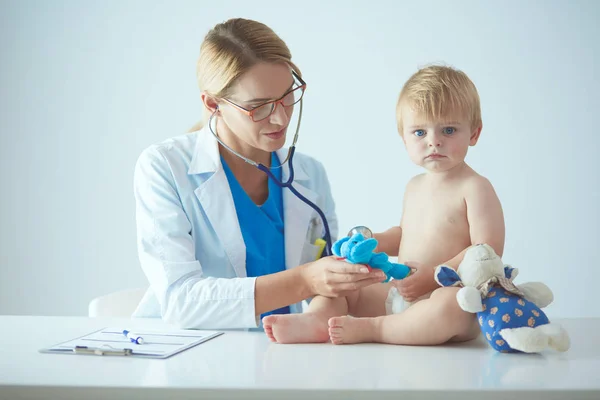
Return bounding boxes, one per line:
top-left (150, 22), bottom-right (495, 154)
top-left (385, 287), bottom-right (411, 315)
top-left (384, 283), bottom-right (432, 315)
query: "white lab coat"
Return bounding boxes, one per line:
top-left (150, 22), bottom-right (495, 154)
top-left (132, 126), bottom-right (338, 329)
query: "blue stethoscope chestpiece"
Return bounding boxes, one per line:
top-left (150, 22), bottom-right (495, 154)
top-left (347, 226), bottom-right (373, 238)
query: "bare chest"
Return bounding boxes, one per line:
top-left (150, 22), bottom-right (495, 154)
top-left (399, 187), bottom-right (471, 264)
top-left (403, 189), bottom-right (467, 232)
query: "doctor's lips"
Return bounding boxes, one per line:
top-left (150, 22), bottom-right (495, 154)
top-left (264, 128), bottom-right (286, 140)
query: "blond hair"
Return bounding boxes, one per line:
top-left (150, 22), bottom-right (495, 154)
top-left (189, 18), bottom-right (300, 132)
top-left (396, 64), bottom-right (481, 135)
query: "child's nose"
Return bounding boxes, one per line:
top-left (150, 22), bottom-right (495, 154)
top-left (427, 132), bottom-right (442, 147)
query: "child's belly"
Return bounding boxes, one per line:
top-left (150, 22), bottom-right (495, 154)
top-left (398, 228), bottom-right (470, 267)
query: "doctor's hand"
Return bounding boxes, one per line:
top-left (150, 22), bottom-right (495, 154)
top-left (301, 257), bottom-right (387, 298)
top-left (392, 261), bottom-right (438, 302)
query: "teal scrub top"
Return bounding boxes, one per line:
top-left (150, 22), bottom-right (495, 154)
top-left (221, 153), bottom-right (290, 319)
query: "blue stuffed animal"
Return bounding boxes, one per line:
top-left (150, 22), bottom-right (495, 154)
top-left (434, 244), bottom-right (570, 353)
top-left (332, 233), bottom-right (411, 282)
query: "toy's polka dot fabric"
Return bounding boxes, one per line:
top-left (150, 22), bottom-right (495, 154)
top-left (479, 290), bottom-right (549, 352)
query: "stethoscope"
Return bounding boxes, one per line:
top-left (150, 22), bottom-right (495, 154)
top-left (208, 99), bottom-right (335, 256)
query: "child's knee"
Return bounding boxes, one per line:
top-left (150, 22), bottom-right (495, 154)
top-left (432, 288), bottom-right (476, 323)
top-left (449, 319), bottom-right (480, 342)
top-left (345, 290), bottom-right (361, 314)
top-left (430, 287), bottom-right (461, 302)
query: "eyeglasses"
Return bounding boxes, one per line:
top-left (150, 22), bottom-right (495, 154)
top-left (221, 71), bottom-right (306, 122)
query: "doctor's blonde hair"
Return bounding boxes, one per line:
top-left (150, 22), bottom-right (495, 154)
top-left (396, 64), bottom-right (482, 135)
top-left (189, 18), bottom-right (301, 132)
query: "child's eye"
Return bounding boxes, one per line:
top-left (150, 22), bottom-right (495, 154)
top-left (413, 129), bottom-right (426, 137)
top-left (443, 127), bottom-right (456, 135)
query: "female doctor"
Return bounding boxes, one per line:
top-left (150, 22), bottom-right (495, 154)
top-left (132, 18), bottom-right (386, 329)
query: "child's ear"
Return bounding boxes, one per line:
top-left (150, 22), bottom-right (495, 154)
top-left (469, 122), bottom-right (482, 146)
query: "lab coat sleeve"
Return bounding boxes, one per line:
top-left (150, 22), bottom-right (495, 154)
top-left (133, 147), bottom-right (258, 329)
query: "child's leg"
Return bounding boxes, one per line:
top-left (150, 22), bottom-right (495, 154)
top-left (263, 294), bottom-right (352, 344)
top-left (346, 281), bottom-right (392, 317)
top-left (263, 282), bottom-right (392, 344)
top-left (329, 287), bottom-right (480, 345)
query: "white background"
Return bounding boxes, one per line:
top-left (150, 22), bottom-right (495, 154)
top-left (1, 0), bottom-right (598, 318)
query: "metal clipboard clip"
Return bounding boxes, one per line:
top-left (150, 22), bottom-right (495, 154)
top-left (74, 345), bottom-right (133, 356)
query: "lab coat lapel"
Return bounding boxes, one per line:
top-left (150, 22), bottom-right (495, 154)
top-left (191, 128), bottom-right (247, 278)
top-left (277, 149), bottom-right (319, 270)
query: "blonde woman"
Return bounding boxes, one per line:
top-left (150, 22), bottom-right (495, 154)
top-left (132, 18), bottom-right (386, 329)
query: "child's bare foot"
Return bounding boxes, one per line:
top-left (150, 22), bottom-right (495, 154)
top-left (264, 319), bottom-right (276, 342)
top-left (262, 313), bottom-right (330, 344)
top-left (328, 316), bottom-right (379, 344)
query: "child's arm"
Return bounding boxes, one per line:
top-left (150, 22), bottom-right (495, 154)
top-left (373, 226), bottom-right (402, 256)
top-left (467, 176), bottom-right (505, 255)
top-left (441, 175), bottom-right (505, 270)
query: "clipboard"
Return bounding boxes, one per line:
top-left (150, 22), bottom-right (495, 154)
top-left (39, 327), bottom-right (223, 359)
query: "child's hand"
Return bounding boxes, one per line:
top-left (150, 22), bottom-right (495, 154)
top-left (393, 261), bottom-right (438, 302)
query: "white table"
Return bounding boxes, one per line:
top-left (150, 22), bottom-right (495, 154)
top-left (0, 316), bottom-right (598, 399)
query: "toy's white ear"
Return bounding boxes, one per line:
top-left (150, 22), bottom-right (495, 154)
top-left (456, 287), bottom-right (483, 313)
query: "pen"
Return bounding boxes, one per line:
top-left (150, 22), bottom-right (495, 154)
top-left (122, 330), bottom-right (144, 344)
top-left (74, 346), bottom-right (133, 356)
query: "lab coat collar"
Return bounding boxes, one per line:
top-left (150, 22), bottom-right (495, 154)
top-left (188, 126), bottom-right (220, 175)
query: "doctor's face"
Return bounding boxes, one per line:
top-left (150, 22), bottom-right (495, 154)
top-left (217, 62), bottom-right (300, 156)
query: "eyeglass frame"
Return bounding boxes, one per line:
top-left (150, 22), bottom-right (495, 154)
top-left (219, 70), bottom-right (306, 122)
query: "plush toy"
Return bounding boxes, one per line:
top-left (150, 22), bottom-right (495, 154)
top-left (434, 243), bottom-right (570, 353)
top-left (332, 233), bottom-right (411, 282)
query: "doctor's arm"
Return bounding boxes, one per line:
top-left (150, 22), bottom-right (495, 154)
top-left (134, 148), bottom-right (267, 329)
top-left (254, 256), bottom-right (385, 315)
top-left (135, 149), bottom-right (382, 328)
